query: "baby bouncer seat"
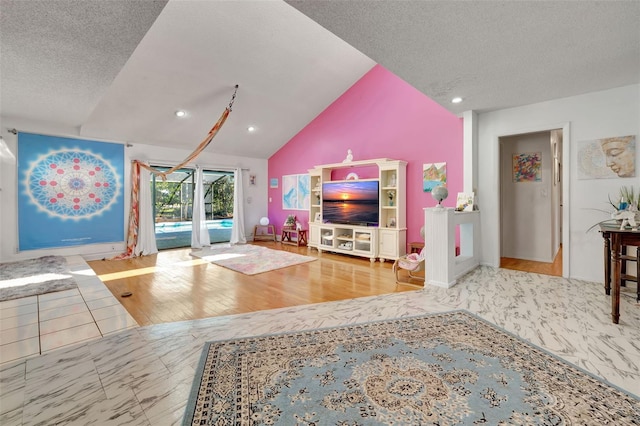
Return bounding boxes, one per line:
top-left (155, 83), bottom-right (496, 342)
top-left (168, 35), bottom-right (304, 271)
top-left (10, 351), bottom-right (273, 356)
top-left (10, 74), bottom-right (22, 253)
top-left (392, 247), bottom-right (425, 286)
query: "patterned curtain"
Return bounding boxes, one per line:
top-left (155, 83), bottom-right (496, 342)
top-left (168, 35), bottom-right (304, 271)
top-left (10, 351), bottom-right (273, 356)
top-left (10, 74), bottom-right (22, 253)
top-left (113, 161), bottom-right (141, 259)
top-left (114, 160), bottom-right (157, 259)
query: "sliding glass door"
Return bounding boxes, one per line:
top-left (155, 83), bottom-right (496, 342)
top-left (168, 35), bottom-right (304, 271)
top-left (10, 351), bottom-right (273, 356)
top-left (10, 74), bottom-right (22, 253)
top-left (151, 167), bottom-right (234, 249)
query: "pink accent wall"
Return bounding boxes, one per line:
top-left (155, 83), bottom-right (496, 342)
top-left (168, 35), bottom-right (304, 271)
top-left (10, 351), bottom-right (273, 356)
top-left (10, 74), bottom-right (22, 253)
top-left (268, 65), bottom-right (463, 245)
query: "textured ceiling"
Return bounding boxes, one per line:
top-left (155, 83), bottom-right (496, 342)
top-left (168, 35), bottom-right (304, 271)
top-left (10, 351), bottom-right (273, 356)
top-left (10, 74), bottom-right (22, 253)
top-left (287, 0), bottom-right (640, 115)
top-left (0, 0), bottom-right (169, 127)
top-left (1, 0), bottom-right (639, 159)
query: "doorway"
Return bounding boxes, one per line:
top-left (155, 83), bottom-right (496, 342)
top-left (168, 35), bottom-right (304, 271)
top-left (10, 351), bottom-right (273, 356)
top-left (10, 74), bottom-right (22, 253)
top-left (499, 129), bottom-right (563, 276)
top-left (151, 166), bottom-right (235, 249)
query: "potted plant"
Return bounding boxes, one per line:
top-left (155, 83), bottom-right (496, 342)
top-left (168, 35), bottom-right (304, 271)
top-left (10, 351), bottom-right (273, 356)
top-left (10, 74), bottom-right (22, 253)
top-left (610, 186), bottom-right (639, 212)
top-left (588, 185), bottom-right (640, 232)
top-left (284, 214), bottom-right (296, 229)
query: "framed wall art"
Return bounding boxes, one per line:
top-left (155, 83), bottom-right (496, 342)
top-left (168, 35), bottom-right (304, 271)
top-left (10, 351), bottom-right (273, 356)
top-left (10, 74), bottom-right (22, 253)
top-left (512, 152), bottom-right (542, 182)
top-left (17, 132), bottom-right (124, 250)
top-left (282, 174), bottom-right (310, 210)
top-left (423, 162), bottom-right (446, 192)
top-left (577, 135), bottom-right (636, 179)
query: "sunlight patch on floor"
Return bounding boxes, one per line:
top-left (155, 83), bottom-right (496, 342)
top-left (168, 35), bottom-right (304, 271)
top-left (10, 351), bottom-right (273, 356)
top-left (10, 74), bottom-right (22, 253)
top-left (0, 273), bottom-right (72, 289)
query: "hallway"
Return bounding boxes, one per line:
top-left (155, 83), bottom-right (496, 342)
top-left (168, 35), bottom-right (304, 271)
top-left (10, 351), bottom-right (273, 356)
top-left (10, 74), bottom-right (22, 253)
top-left (500, 246), bottom-right (563, 276)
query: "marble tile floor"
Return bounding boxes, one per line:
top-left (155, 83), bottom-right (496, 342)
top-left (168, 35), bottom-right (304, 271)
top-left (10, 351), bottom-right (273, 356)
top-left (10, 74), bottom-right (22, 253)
top-left (0, 255), bottom-right (138, 366)
top-left (1, 261), bottom-right (639, 425)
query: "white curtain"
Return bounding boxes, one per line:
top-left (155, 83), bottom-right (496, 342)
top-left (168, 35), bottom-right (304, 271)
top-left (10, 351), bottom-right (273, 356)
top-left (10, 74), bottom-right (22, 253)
top-left (230, 167), bottom-right (246, 244)
top-left (134, 165), bottom-right (158, 256)
top-left (191, 166), bottom-right (211, 249)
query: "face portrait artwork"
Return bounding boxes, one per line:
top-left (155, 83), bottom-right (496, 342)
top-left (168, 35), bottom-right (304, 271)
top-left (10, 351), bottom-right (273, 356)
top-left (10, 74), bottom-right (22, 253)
top-left (600, 135), bottom-right (636, 177)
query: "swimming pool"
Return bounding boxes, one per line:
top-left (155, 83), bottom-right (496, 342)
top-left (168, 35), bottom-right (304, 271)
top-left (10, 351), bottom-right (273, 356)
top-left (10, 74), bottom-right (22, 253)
top-left (155, 219), bottom-right (233, 249)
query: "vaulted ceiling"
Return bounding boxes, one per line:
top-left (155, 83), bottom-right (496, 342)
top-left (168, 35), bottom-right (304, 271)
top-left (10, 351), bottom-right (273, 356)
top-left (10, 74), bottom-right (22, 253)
top-left (1, 0), bottom-right (638, 159)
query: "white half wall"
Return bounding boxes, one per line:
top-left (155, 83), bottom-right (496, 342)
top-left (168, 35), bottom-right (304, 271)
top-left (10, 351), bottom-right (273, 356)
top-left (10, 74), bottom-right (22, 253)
top-left (0, 116), bottom-right (268, 262)
top-left (477, 84), bottom-right (640, 282)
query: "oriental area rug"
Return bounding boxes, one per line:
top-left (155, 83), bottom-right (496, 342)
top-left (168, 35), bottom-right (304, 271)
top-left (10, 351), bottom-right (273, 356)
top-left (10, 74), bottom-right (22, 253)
top-left (0, 255), bottom-right (77, 302)
top-left (191, 244), bottom-right (316, 275)
top-left (183, 310), bottom-right (640, 425)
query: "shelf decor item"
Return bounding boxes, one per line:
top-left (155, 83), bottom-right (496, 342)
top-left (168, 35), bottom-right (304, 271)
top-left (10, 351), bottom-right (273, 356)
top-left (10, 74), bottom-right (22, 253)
top-left (455, 193), bottom-right (474, 212)
top-left (432, 185), bottom-right (449, 208)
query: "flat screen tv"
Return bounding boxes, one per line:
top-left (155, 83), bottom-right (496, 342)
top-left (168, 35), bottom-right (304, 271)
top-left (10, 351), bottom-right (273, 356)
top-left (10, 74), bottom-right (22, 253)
top-left (322, 180), bottom-right (379, 226)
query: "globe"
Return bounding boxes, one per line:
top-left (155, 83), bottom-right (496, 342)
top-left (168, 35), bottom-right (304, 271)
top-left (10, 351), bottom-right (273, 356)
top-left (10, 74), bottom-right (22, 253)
top-left (432, 185), bottom-right (448, 206)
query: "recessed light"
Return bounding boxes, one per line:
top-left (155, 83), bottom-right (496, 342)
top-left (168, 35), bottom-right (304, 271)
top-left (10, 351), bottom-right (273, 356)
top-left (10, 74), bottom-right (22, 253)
top-left (247, 126), bottom-right (256, 132)
top-left (175, 110), bottom-right (187, 117)
top-left (451, 97), bottom-right (463, 104)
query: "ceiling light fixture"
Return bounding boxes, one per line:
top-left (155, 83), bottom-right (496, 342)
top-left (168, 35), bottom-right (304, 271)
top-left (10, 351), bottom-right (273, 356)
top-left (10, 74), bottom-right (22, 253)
top-left (175, 110), bottom-right (187, 118)
top-left (247, 126), bottom-right (256, 132)
top-left (451, 97), bottom-right (463, 104)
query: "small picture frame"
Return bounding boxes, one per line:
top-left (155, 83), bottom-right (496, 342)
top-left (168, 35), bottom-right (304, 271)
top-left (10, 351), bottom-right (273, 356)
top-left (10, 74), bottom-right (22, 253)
top-left (387, 217), bottom-right (396, 228)
top-left (456, 192), bottom-right (475, 212)
top-left (269, 178), bottom-right (278, 188)
top-left (249, 174), bottom-right (256, 185)
top-left (314, 212), bottom-right (322, 222)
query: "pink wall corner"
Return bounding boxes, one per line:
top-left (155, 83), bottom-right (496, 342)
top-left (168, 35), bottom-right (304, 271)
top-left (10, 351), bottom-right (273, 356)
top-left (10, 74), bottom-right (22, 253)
top-left (268, 64), bottom-right (463, 246)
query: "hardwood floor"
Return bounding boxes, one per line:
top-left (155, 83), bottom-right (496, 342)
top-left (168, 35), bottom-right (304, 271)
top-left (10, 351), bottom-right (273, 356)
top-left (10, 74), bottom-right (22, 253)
top-left (88, 242), bottom-right (560, 327)
top-left (87, 242), bottom-right (418, 326)
top-left (500, 245), bottom-right (562, 277)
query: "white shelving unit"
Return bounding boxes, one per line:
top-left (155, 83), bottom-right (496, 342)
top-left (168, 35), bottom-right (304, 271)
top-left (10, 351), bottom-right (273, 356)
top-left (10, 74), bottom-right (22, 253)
top-left (308, 158), bottom-right (407, 262)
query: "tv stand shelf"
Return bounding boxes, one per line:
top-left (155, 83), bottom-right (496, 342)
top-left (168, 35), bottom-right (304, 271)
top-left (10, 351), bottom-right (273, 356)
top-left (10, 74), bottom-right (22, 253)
top-left (308, 158), bottom-right (407, 262)
top-left (318, 225), bottom-right (376, 261)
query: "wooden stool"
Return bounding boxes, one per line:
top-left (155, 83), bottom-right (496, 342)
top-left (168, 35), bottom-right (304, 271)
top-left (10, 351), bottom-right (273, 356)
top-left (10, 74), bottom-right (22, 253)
top-left (253, 224), bottom-right (276, 241)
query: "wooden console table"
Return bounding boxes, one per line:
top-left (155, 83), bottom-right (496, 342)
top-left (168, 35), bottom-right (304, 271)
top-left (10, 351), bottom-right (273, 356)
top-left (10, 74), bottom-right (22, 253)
top-left (408, 242), bottom-right (424, 254)
top-left (600, 224), bottom-right (640, 324)
top-left (281, 228), bottom-right (307, 246)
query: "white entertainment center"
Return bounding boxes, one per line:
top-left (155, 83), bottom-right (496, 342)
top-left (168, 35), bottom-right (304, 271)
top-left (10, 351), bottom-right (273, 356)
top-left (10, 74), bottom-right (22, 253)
top-left (308, 158), bottom-right (407, 262)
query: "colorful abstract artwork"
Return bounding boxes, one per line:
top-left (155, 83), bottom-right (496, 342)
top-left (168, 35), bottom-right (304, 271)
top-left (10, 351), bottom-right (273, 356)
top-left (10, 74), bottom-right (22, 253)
top-left (18, 133), bottom-right (124, 250)
top-left (282, 174), bottom-right (309, 210)
top-left (423, 162), bottom-right (446, 192)
top-left (512, 152), bottom-right (542, 182)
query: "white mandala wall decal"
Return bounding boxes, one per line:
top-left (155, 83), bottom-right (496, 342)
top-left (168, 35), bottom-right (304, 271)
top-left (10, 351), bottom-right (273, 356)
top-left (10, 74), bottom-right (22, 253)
top-left (25, 149), bottom-right (120, 220)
